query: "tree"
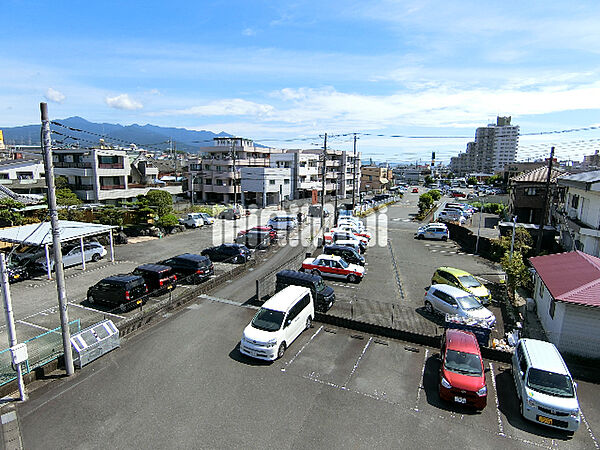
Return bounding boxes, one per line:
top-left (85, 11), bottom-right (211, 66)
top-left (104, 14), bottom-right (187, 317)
top-left (143, 190), bottom-right (173, 217)
top-left (56, 188), bottom-right (82, 207)
top-left (96, 206), bottom-right (125, 227)
top-left (0, 199), bottom-right (25, 227)
top-left (418, 192), bottom-right (433, 214)
top-left (424, 175), bottom-right (434, 185)
top-left (501, 251), bottom-right (532, 293)
top-left (488, 174), bottom-right (503, 186)
top-left (466, 176), bottom-right (478, 186)
top-left (429, 189), bottom-right (441, 201)
top-left (157, 213), bottom-right (179, 228)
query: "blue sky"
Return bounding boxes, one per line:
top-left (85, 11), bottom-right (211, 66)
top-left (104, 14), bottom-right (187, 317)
top-left (2, 0), bottom-right (600, 163)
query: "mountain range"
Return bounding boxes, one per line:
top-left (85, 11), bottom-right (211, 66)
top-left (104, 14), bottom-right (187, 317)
top-left (1, 117), bottom-right (231, 153)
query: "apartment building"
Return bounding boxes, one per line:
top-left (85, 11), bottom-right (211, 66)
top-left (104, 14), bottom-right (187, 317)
top-left (304, 149), bottom-right (361, 199)
top-left (240, 167), bottom-right (292, 207)
top-left (53, 147), bottom-right (182, 204)
top-left (450, 116), bottom-right (519, 176)
top-left (360, 165), bottom-right (391, 192)
top-left (271, 151), bottom-right (320, 199)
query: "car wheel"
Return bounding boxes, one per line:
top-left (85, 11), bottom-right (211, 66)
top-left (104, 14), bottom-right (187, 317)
top-left (306, 316), bottom-right (312, 330)
top-left (347, 274), bottom-right (357, 283)
top-left (442, 236), bottom-right (448, 241)
top-left (92, 253), bottom-right (101, 262)
top-left (311, 269), bottom-right (321, 277)
top-left (88, 295), bottom-right (95, 304)
top-left (277, 342), bottom-right (286, 359)
top-left (425, 301), bottom-right (434, 314)
top-left (417, 234), bottom-right (424, 240)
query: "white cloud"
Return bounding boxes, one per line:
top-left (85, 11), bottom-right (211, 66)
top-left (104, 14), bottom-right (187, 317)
top-left (160, 99), bottom-right (274, 117)
top-left (242, 28), bottom-right (256, 36)
top-left (105, 94), bottom-right (143, 110)
top-left (45, 87), bottom-right (65, 103)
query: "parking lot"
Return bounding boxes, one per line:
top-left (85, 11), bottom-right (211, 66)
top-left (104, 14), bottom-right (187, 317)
top-left (18, 299), bottom-right (600, 449)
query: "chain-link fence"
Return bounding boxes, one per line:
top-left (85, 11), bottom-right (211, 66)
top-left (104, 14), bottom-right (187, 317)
top-left (0, 319), bottom-right (80, 386)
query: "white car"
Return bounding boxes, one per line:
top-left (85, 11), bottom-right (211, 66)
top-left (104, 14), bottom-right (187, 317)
top-left (415, 223), bottom-right (449, 241)
top-left (240, 286), bottom-right (314, 361)
top-left (180, 213), bottom-right (205, 228)
top-left (38, 242), bottom-right (107, 271)
top-left (301, 254), bottom-right (365, 282)
top-left (334, 224), bottom-right (371, 240)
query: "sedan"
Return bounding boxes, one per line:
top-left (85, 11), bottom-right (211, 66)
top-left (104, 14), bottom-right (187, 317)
top-left (300, 254), bottom-right (364, 283)
top-left (201, 243), bottom-right (251, 264)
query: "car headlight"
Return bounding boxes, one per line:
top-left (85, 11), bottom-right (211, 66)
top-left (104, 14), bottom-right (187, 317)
top-left (265, 339), bottom-right (277, 348)
top-left (570, 409), bottom-right (580, 418)
top-left (441, 377), bottom-right (452, 389)
top-left (527, 397), bottom-right (536, 407)
top-left (476, 386), bottom-right (487, 396)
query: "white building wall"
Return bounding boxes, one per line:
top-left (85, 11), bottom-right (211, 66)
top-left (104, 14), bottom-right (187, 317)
top-left (559, 304), bottom-right (600, 358)
top-left (533, 276), bottom-right (565, 346)
top-left (0, 161), bottom-right (45, 180)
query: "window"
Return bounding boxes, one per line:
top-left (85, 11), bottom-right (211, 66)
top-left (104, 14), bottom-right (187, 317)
top-left (549, 298), bottom-right (556, 319)
top-left (571, 194), bottom-right (579, 209)
top-left (269, 180), bottom-right (276, 185)
top-left (284, 179), bottom-right (290, 184)
top-left (205, 179), bottom-right (212, 185)
top-left (538, 279), bottom-right (544, 298)
top-left (525, 187), bottom-right (536, 196)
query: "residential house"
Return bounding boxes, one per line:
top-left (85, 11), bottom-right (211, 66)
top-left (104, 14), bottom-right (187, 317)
top-left (529, 251), bottom-right (600, 359)
top-left (360, 165), bottom-right (390, 193)
top-left (0, 157), bottom-right (47, 198)
top-left (507, 166), bottom-right (564, 224)
top-left (553, 170), bottom-right (600, 257)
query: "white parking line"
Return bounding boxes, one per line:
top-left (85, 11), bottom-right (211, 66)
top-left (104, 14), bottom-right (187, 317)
top-left (282, 325), bottom-right (323, 371)
top-left (68, 302), bottom-right (126, 319)
top-left (342, 337), bottom-right (372, 389)
top-left (16, 320), bottom-right (51, 331)
top-left (413, 348), bottom-right (429, 412)
top-left (581, 409), bottom-right (600, 449)
top-left (488, 362), bottom-right (505, 437)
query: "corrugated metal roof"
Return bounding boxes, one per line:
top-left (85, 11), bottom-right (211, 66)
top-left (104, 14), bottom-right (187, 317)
top-left (558, 170), bottom-right (600, 184)
top-left (510, 166), bottom-right (565, 183)
top-left (529, 251), bottom-right (600, 307)
top-left (0, 221), bottom-right (116, 246)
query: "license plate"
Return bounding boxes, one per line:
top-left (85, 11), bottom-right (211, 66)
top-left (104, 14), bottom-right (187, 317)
top-left (454, 396), bottom-right (466, 404)
top-left (537, 415), bottom-right (553, 425)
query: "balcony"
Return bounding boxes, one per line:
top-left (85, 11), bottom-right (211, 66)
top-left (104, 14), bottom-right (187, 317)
top-left (98, 163), bottom-right (124, 169)
top-left (100, 184), bottom-right (126, 190)
top-left (54, 162), bottom-right (92, 169)
top-left (73, 184), bottom-right (94, 191)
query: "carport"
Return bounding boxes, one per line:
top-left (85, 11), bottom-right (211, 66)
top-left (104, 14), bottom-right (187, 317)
top-left (0, 220), bottom-right (117, 279)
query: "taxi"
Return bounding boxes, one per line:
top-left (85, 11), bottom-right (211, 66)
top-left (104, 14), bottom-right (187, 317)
top-left (301, 254), bottom-right (364, 283)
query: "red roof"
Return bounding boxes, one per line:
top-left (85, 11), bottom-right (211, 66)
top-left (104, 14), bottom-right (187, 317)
top-left (529, 251), bottom-right (600, 307)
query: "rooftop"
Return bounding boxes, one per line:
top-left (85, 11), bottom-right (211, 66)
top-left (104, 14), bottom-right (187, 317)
top-left (529, 250), bottom-right (600, 308)
top-left (510, 166), bottom-right (565, 183)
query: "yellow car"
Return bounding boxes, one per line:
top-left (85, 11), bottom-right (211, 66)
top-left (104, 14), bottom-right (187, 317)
top-left (431, 267), bottom-right (491, 305)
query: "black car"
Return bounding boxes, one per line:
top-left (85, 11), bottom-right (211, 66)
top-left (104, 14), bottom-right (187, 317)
top-left (235, 230), bottom-right (271, 250)
top-left (6, 260), bottom-right (29, 283)
top-left (158, 254), bottom-right (214, 283)
top-left (87, 274), bottom-right (148, 311)
top-left (201, 244), bottom-right (251, 264)
top-left (132, 264), bottom-right (177, 295)
top-left (323, 244), bottom-right (365, 266)
top-left (275, 270), bottom-right (335, 312)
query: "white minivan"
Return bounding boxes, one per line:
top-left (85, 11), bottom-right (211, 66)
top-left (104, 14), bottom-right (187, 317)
top-left (267, 215), bottom-right (298, 230)
top-left (240, 286), bottom-right (314, 361)
top-left (512, 339), bottom-right (580, 432)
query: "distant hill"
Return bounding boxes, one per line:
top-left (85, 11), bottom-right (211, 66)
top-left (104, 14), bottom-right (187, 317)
top-left (0, 116), bottom-right (232, 153)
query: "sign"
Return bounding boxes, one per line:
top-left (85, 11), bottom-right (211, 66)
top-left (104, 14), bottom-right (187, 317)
top-left (0, 130), bottom-right (4, 150)
top-left (312, 189), bottom-right (318, 204)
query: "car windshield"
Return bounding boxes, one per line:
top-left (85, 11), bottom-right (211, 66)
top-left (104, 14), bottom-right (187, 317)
top-left (527, 368), bottom-right (574, 398)
top-left (444, 350), bottom-right (483, 376)
top-left (458, 275), bottom-right (481, 288)
top-left (316, 280), bottom-right (326, 292)
top-left (456, 295), bottom-right (483, 310)
top-left (251, 308), bottom-right (284, 332)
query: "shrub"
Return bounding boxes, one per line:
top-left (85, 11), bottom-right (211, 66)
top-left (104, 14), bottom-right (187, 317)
top-left (157, 213), bottom-right (179, 228)
top-left (418, 192), bottom-right (433, 214)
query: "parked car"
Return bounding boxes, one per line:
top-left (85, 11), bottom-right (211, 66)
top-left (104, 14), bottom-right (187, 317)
top-left (267, 215), bottom-right (298, 230)
top-left (308, 205), bottom-right (330, 218)
top-left (324, 230), bottom-right (368, 248)
top-left (235, 230), bottom-right (271, 249)
top-left (219, 208), bottom-right (241, 220)
top-left (424, 284), bottom-right (496, 328)
top-left (179, 213), bottom-right (205, 228)
top-left (439, 329), bottom-right (487, 410)
top-left (275, 270), bottom-right (335, 312)
top-left (87, 274), bottom-right (148, 311)
top-left (6, 260), bottom-right (29, 283)
top-left (451, 190), bottom-right (466, 198)
top-left (158, 253), bottom-right (214, 282)
top-left (437, 210), bottom-right (464, 223)
top-left (301, 254), bottom-right (364, 283)
top-left (38, 242), bottom-right (107, 271)
top-left (512, 339), bottom-right (580, 432)
top-left (323, 244), bottom-right (365, 266)
top-left (333, 225), bottom-right (371, 240)
top-left (412, 187), bottom-right (419, 193)
top-left (197, 213), bottom-right (215, 225)
top-left (132, 264), bottom-right (177, 295)
top-left (240, 286), bottom-right (314, 361)
top-left (415, 223), bottom-right (449, 241)
top-left (238, 226), bottom-right (278, 243)
top-left (431, 267), bottom-right (491, 305)
top-left (201, 243), bottom-right (251, 264)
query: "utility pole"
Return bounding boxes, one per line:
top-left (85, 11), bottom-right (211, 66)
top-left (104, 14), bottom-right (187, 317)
top-left (536, 147), bottom-right (555, 254)
top-left (320, 133), bottom-right (327, 241)
top-left (231, 138), bottom-right (237, 207)
top-left (40, 102), bottom-right (74, 376)
top-left (475, 208), bottom-right (483, 254)
top-left (352, 134), bottom-right (358, 210)
top-left (0, 253), bottom-right (26, 401)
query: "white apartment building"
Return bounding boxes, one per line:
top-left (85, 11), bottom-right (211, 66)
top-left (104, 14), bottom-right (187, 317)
top-left (450, 116), bottom-right (519, 176)
top-left (271, 151), bottom-right (320, 199)
top-left (240, 167), bottom-right (292, 207)
top-left (54, 147), bottom-right (182, 204)
top-left (304, 149), bottom-right (361, 199)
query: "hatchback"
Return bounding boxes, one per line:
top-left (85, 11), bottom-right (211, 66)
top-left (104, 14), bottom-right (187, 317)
top-left (415, 223), bottom-right (449, 241)
top-left (431, 267), bottom-right (491, 305)
top-left (439, 329), bottom-right (487, 410)
top-left (201, 243), bottom-right (251, 264)
top-left (38, 242), bottom-right (107, 271)
top-left (424, 284), bottom-right (496, 328)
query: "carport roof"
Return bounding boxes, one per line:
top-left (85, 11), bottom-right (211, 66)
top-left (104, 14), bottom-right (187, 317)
top-left (0, 221), bottom-right (116, 246)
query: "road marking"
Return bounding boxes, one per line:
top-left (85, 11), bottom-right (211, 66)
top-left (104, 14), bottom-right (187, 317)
top-left (342, 336), bottom-right (373, 388)
top-left (282, 325), bottom-right (323, 371)
top-left (16, 320), bottom-right (50, 331)
top-left (581, 409), bottom-right (600, 449)
top-left (488, 362), bottom-right (505, 437)
top-left (68, 302), bottom-right (126, 319)
top-left (413, 348), bottom-right (429, 412)
top-left (198, 294), bottom-right (258, 310)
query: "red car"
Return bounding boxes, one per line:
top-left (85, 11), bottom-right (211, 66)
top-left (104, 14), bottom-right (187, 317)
top-left (412, 187), bottom-right (419, 193)
top-left (237, 226), bottom-right (278, 243)
top-left (439, 329), bottom-right (487, 410)
top-left (451, 191), bottom-right (466, 198)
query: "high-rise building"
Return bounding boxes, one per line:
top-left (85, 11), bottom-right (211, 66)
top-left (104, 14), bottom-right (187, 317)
top-left (450, 116), bottom-right (519, 176)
